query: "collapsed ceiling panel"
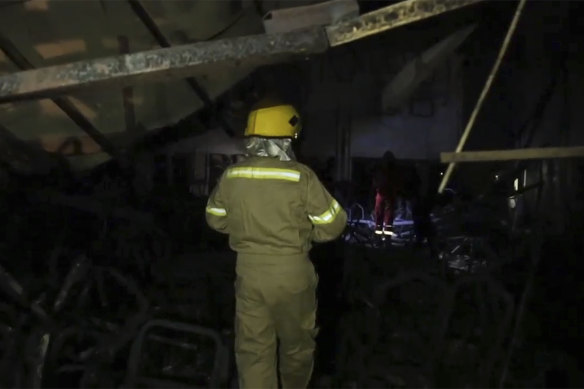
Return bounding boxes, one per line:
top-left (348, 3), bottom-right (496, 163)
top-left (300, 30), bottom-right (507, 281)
top-left (0, 0), bottom-right (486, 173)
top-left (0, 0), bottom-right (266, 168)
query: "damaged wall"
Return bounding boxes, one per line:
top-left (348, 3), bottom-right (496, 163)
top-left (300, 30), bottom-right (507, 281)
top-left (299, 30), bottom-right (464, 161)
top-left (454, 1), bottom-right (584, 224)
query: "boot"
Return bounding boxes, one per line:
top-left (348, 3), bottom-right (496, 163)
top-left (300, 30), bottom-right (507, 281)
top-left (383, 225), bottom-right (394, 236)
top-left (374, 224), bottom-right (383, 235)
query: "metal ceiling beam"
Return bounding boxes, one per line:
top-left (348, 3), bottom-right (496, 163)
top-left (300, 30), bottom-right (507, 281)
top-left (0, 36), bottom-right (120, 158)
top-left (0, 0), bottom-right (485, 102)
top-left (325, 0), bottom-right (486, 46)
top-left (0, 27), bottom-right (328, 103)
top-left (127, 0), bottom-right (235, 136)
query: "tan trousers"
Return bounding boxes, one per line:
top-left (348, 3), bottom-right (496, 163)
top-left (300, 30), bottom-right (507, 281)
top-left (235, 253), bottom-right (318, 389)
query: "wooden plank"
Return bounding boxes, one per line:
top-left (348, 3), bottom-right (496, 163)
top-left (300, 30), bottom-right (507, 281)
top-left (438, 0), bottom-right (527, 193)
top-left (326, 0), bottom-right (485, 47)
top-left (440, 146), bottom-right (584, 163)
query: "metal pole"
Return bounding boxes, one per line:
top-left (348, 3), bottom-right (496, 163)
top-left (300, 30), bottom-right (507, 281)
top-left (127, 0), bottom-right (236, 136)
top-left (438, 0), bottom-right (527, 193)
top-left (0, 35), bottom-right (121, 158)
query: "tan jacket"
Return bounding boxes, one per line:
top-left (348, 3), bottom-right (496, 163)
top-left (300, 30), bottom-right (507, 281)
top-left (205, 156), bottom-right (347, 256)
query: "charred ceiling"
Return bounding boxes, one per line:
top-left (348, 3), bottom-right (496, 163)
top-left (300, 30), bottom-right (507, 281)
top-left (0, 3), bottom-right (583, 388)
top-left (0, 0), bottom-right (484, 175)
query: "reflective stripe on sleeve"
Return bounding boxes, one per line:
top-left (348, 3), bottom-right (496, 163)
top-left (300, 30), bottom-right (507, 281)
top-left (308, 199), bottom-right (341, 225)
top-left (206, 206), bottom-right (227, 216)
top-left (226, 167), bottom-right (300, 182)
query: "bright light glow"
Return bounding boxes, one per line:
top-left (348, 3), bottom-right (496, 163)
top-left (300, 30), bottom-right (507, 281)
top-left (25, 0), bottom-right (49, 11)
top-left (514, 178), bottom-right (519, 191)
top-left (495, 174), bottom-right (500, 181)
top-left (68, 97), bottom-right (96, 120)
top-left (37, 134), bottom-right (100, 155)
top-left (35, 39), bottom-right (87, 59)
top-left (101, 38), bottom-right (119, 50)
top-left (39, 99), bottom-right (66, 117)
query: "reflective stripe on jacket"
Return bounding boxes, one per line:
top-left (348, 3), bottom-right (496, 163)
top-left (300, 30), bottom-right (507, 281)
top-left (205, 156), bottom-right (347, 256)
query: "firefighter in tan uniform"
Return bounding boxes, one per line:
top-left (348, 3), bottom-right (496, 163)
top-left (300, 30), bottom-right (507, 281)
top-left (206, 102), bottom-right (347, 389)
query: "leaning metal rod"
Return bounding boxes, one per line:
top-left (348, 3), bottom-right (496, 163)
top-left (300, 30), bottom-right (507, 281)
top-left (438, 0), bottom-right (528, 194)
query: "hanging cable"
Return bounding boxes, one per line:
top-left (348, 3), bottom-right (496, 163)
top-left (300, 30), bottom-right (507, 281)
top-left (197, 9), bottom-right (247, 42)
top-left (438, 0), bottom-right (528, 194)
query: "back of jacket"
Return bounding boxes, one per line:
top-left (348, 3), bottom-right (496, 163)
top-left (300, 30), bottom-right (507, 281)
top-left (205, 156), bottom-right (347, 256)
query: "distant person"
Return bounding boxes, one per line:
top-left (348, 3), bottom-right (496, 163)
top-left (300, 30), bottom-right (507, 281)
top-left (205, 100), bottom-right (347, 388)
top-left (372, 150), bottom-right (400, 236)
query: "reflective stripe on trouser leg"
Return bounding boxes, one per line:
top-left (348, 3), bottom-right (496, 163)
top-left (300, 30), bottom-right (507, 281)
top-left (235, 277), bottom-right (278, 389)
top-left (374, 192), bottom-right (385, 233)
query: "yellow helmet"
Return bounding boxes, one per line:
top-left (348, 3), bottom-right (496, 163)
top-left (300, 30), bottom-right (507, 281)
top-left (244, 103), bottom-right (302, 139)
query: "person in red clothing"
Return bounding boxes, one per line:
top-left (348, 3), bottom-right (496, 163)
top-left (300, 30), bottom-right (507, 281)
top-left (372, 151), bottom-right (400, 236)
